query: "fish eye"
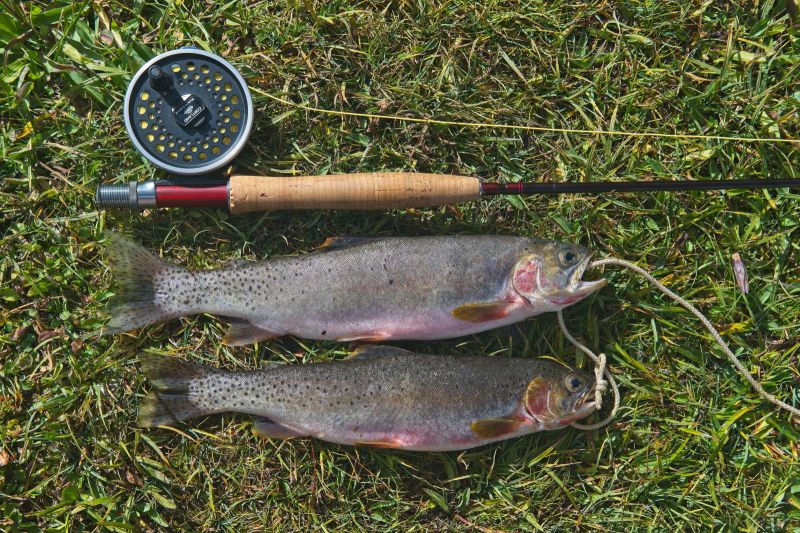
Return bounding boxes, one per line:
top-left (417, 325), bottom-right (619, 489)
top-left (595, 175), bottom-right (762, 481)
top-left (565, 375), bottom-right (583, 392)
top-left (559, 249), bottom-right (578, 266)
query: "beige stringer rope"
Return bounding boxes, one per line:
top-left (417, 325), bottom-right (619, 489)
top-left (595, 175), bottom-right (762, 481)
top-left (560, 257), bottom-right (800, 430)
top-left (558, 310), bottom-right (620, 430)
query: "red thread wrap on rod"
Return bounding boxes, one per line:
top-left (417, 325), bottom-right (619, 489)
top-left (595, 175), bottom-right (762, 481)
top-left (155, 181), bottom-right (229, 208)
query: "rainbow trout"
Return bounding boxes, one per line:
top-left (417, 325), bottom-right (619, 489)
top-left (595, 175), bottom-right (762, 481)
top-left (105, 233), bottom-right (605, 344)
top-left (138, 347), bottom-right (597, 451)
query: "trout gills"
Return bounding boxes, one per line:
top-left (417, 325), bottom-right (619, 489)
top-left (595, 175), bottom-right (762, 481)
top-left (105, 233), bottom-right (605, 344)
top-left (138, 347), bottom-right (597, 451)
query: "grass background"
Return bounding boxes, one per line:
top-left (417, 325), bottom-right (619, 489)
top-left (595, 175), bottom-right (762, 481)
top-left (2, 0), bottom-right (799, 530)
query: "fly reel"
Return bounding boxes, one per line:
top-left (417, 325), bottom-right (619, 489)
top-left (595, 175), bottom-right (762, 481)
top-left (123, 48), bottom-right (254, 176)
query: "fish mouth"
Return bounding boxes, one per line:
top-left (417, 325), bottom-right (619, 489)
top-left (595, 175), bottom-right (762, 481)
top-left (569, 252), bottom-right (606, 297)
top-left (574, 393), bottom-right (598, 420)
top-left (553, 389), bottom-right (598, 427)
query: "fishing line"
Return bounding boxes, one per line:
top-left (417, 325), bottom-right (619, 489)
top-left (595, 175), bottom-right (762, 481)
top-left (253, 87), bottom-right (800, 145)
top-left (562, 257), bottom-right (800, 430)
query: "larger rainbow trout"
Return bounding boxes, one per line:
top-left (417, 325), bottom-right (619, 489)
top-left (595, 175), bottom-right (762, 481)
top-left (105, 233), bottom-right (605, 344)
top-left (138, 347), bottom-right (597, 451)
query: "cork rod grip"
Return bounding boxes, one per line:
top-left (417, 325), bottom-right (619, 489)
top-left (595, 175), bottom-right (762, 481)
top-left (228, 172), bottom-right (482, 213)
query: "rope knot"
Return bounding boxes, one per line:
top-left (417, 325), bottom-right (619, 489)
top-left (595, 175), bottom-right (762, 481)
top-left (558, 311), bottom-right (619, 431)
top-left (593, 353), bottom-right (608, 409)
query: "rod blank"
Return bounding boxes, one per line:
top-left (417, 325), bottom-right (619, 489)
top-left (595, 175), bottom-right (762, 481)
top-left (480, 178), bottom-right (800, 195)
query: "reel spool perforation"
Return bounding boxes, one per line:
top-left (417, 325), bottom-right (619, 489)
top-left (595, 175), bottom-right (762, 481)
top-left (124, 48), bottom-right (253, 175)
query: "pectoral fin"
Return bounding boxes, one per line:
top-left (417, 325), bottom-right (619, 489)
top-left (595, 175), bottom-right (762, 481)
top-left (223, 319), bottom-right (279, 346)
top-left (452, 302), bottom-right (515, 323)
top-left (252, 417), bottom-right (306, 439)
top-left (470, 418), bottom-right (525, 439)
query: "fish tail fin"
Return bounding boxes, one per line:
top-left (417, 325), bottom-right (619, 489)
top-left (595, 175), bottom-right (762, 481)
top-left (104, 231), bottom-right (185, 335)
top-left (137, 354), bottom-right (222, 427)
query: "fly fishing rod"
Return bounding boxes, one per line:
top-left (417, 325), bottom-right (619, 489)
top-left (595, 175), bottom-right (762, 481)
top-left (96, 48), bottom-right (800, 213)
top-left (96, 174), bottom-right (800, 212)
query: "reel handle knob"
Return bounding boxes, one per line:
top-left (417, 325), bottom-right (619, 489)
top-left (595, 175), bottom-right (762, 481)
top-left (147, 65), bottom-right (172, 92)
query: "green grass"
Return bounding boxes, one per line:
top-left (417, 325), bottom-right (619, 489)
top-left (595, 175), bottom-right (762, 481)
top-left (2, 0), bottom-right (800, 530)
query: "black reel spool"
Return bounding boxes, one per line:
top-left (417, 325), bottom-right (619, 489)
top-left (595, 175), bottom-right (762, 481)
top-left (124, 48), bottom-right (254, 176)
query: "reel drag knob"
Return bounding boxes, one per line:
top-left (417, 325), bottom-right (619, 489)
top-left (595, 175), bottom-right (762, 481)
top-left (123, 48), bottom-right (253, 176)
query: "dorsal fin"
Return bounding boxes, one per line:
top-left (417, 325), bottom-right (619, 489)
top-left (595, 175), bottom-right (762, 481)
top-left (318, 236), bottom-right (386, 250)
top-left (345, 345), bottom-right (416, 360)
top-left (221, 258), bottom-right (252, 269)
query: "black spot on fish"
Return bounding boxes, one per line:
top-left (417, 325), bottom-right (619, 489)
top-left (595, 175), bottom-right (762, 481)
top-left (389, 279), bottom-right (394, 285)
top-left (321, 330), bottom-right (327, 336)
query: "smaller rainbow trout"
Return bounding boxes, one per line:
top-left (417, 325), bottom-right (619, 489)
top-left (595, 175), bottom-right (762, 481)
top-left (138, 347), bottom-right (597, 451)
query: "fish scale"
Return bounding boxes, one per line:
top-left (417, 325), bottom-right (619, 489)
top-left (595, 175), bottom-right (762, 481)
top-left (138, 347), bottom-right (597, 451)
top-left (104, 233), bottom-right (606, 344)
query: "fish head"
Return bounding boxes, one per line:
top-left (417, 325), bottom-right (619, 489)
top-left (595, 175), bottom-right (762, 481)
top-left (512, 241), bottom-right (606, 311)
top-left (524, 367), bottom-right (597, 429)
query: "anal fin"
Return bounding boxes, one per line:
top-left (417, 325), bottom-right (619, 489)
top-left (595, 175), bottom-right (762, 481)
top-left (470, 418), bottom-right (525, 439)
top-left (252, 417), bottom-right (306, 439)
top-left (452, 302), bottom-right (516, 323)
top-left (223, 319), bottom-right (279, 346)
